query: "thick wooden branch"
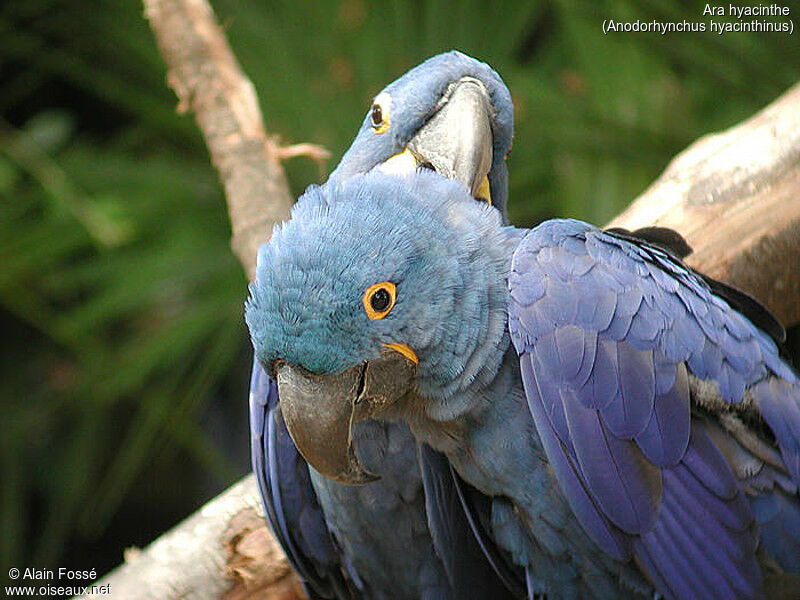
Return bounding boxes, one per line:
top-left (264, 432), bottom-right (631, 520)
top-left (78, 477), bottom-right (303, 600)
top-left (84, 1), bottom-right (800, 598)
top-left (83, 1), bottom-right (305, 598)
top-left (143, 0), bottom-right (293, 279)
top-left (608, 82), bottom-right (800, 327)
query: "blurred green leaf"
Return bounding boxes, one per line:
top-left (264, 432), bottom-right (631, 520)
top-left (22, 110), bottom-right (75, 154)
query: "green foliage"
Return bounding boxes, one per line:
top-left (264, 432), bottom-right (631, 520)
top-left (2, 0), bottom-right (798, 573)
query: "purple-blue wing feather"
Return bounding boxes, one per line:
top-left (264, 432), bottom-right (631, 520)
top-left (522, 355), bottom-right (632, 562)
top-left (508, 219), bottom-right (800, 599)
top-left (634, 361), bottom-right (690, 466)
top-left (635, 425), bottom-right (761, 600)
top-left (753, 377), bottom-right (800, 484)
top-left (249, 358), bottom-right (357, 600)
top-left (418, 443), bottom-right (525, 599)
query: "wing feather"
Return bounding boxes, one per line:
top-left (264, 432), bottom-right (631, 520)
top-left (249, 358), bottom-right (356, 599)
top-left (508, 219), bottom-right (800, 598)
top-left (418, 443), bottom-right (525, 599)
top-left (522, 357), bottom-right (631, 561)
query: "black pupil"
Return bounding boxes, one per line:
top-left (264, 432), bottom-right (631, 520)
top-left (371, 104), bottom-right (383, 127)
top-left (371, 288), bottom-right (391, 312)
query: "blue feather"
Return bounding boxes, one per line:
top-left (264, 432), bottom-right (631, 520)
top-left (600, 343), bottom-right (655, 438)
top-left (576, 338), bottom-right (619, 410)
top-left (508, 218), bottom-right (800, 598)
top-left (249, 359), bottom-right (356, 599)
top-left (554, 325), bottom-right (593, 382)
top-left (562, 392), bottom-right (662, 533)
top-left (522, 357), bottom-right (631, 561)
top-left (418, 444), bottom-right (525, 599)
top-left (634, 362), bottom-right (690, 466)
top-left (636, 447), bottom-right (762, 600)
top-left (752, 491), bottom-right (800, 571)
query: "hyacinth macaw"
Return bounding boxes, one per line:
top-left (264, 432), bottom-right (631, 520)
top-left (246, 169), bottom-right (800, 600)
top-left (249, 52), bottom-right (523, 599)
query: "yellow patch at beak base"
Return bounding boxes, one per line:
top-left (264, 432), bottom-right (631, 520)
top-left (377, 148), bottom-right (419, 176)
top-left (476, 176), bottom-right (492, 205)
top-left (382, 343), bottom-right (419, 365)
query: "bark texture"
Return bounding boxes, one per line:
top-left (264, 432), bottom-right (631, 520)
top-left (144, 0), bottom-right (293, 279)
top-left (78, 476), bottom-right (304, 599)
top-left (608, 82), bottom-right (800, 326)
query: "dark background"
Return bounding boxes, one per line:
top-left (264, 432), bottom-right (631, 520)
top-left (2, 0), bottom-right (799, 582)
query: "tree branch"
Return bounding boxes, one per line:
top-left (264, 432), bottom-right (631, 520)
top-left (608, 82), bottom-right (800, 326)
top-left (81, 0), bottom-right (305, 598)
top-left (143, 0), bottom-right (293, 279)
top-left (78, 476), bottom-right (303, 599)
top-left (84, 1), bottom-right (800, 598)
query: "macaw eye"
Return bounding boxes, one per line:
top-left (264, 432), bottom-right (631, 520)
top-left (370, 92), bottom-right (390, 134)
top-left (363, 281), bottom-right (396, 320)
top-left (371, 105), bottom-right (383, 127)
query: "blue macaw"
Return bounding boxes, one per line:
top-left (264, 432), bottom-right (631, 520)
top-left (246, 169), bottom-right (800, 600)
top-left (249, 52), bottom-right (524, 599)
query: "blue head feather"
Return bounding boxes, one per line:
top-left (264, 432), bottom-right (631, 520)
top-left (330, 51), bottom-right (514, 213)
top-left (246, 170), bottom-right (520, 403)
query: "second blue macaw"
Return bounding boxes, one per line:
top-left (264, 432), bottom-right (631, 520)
top-left (247, 170), bottom-right (800, 600)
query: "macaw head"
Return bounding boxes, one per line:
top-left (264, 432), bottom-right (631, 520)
top-left (330, 51), bottom-right (514, 215)
top-left (245, 171), bottom-right (514, 484)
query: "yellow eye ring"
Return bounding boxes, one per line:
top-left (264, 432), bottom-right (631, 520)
top-left (363, 281), bottom-right (396, 320)
top-left (370, 92), bottom-right (390, 134)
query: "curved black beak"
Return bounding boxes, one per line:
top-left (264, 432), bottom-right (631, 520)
top-left (276, 348), bottom-right (416, 485)
top-left (378, 77), bottom-right (494, 202)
